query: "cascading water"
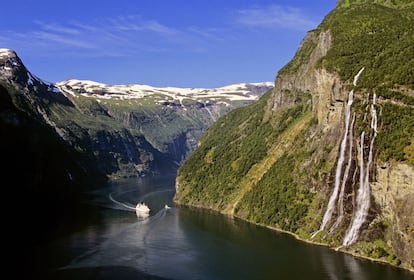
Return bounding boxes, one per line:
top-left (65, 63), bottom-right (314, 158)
top-left (352, 68), bottom-right (365, 87)
top-left (329, 112), bottom-right (356, 233)
top-left (311, 68), bottom-right (364, 239)
top-left (318, 90), bottom-right (354, 234)
top-left (203, 102), bottom-right (216, 121)
top-left (343, 93), bottom-right (377, 246)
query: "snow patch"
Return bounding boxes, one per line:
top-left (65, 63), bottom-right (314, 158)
top-left (55, 79), bottom-right (273, 103)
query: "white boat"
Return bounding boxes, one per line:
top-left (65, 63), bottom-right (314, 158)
top-left (165, 204), bottom-right (171, 209)
top-left (136, 202), bottom-right (150, 214)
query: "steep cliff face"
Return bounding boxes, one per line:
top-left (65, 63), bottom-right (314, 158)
top-left (371, 163), bottom-right (414, 269)
top-left (175, 2), bottom-right (414, 271)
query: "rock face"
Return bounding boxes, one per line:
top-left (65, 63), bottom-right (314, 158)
top-left (268, 30), bottom-right (346, 129)
top-left (0, 48), bottom-right (272, 179)
top-left (175, 2), bottom-right (414, 271)
top-left (371, 163), bottom-right (414, 269)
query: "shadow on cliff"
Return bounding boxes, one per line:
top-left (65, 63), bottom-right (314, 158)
top-left (0, 84), bottom-right (108, 277)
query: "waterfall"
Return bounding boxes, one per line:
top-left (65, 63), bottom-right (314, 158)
top-left (329, 112), bottom-right (356, 233)
top-left (353, 67), bottom-right (365, 86)
top-left (203, 103), bottom-right (216, 122)
top-left (343, 93), bottom-right (377, 246)
top-left (312, 68), bottom-right (364, 239)
top-left (342, 132), bottom-right (367, 246)
top-left (318, 90), bottom-right (354, 235)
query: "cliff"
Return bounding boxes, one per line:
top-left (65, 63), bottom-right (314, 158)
top-left (175, 1), bottom-right (414, 271)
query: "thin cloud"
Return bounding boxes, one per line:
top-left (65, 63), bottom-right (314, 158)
top-left (0, 16), bottom-right (219, 57)
top-left (32, 31), bottom-right (96, 49)
top-left (34, 21), bottom-right (81, 35)
top-left (187, 26), bottom-right (225, 42)
top-left (235, 5), bottom-right (317, 30)
top-left (109, 16), bottom-right (177, 35)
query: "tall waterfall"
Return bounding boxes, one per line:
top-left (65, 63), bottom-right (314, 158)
top-left (318, 90), bottom-right (354, 234)
top-left (312, 68), bottom-right (364, 238)
top-left (329, 112), bottom-right (356, 233)
top-left (343, 93), bottom-right (377, 246)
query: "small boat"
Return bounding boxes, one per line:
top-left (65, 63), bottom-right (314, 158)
top-left (136, 202), bottom-right (150, 214)
top-left (165, 204), bottom-right (171, 209)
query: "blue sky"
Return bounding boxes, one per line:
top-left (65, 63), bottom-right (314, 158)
top-left (1, 1), bottom-right (335, 87)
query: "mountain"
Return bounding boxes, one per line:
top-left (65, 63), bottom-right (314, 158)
top-left (175, 1), bottom-right (414, 271)
top-left (0, 53), bottom-right (93, 246)
top-left (0, 48), bottom-right (271, 254)
top-left (0, 48), bottom-right (272, 180)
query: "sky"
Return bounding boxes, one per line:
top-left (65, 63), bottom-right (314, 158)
top-left (0, 0), bottom-right (335, 88)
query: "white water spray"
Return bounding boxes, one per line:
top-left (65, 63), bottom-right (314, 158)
top-left (329, 112), bottom-right (356, 233)
top-left (109, 191), bottom-right (137, 211)
top-left (203, 102), bottom-right (216, 121)
top-left (342, 132), bottom-right (367, 245)
top-left (318, 90), bottom-right (354, 233)
top-left (353, 68), bottom-right (365, 86)
top-left (312, 68), bottom-right (364, 239)
top-left (343, 93), bottom-right (377, 246)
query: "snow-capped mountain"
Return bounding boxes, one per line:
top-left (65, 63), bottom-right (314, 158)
top-left (0, 48), bottom-right (273, 178)
top-left (56, 79), bottom-right (273, 103)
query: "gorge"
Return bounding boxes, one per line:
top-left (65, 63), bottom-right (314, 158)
top-left (1, 0), bottom-right (413, 277)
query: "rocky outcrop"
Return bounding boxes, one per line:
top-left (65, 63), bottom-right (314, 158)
top-left (371, 163), bottom-right (414, 270)
top-left (269, 31), bottom-right (332, 110)
top-left (268, 30), bottom-right (348, 127)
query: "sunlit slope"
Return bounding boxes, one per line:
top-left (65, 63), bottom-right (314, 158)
top-left (175, 1), bottom-right (414, 271)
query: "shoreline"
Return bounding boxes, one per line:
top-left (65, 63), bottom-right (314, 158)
top-left (174, 201), bottom-right (414, 274)
top-left (256, 220), bottom-right (414, 274)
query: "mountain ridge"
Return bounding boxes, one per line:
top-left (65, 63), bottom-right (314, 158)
top-left (1, 47), bottom-right (272, 179)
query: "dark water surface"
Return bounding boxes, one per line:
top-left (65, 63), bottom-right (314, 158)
top-left (31, 175), bottom-right (413, 280)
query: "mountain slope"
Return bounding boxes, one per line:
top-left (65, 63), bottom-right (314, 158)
top-left (0, 48), bottom-right (272, 179)
top-left (175, 1), bottom-right (414, 271)
top-left (0, 81), bottom-right (93, 247)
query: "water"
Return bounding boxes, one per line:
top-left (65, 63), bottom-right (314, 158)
top-left (343, 93), bottom-right (378, 246)
top-left (332, 112), bottom-right (356, 233)
top-left (317, 88), bottom-right (354, 236)
top-left (314, 68), bottom-right (364, 239)
top-left (30, 175), bottom-right (413, 280)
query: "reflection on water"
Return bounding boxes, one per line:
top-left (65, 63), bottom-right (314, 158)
top-left (37, 175), bottom-right (414, 280)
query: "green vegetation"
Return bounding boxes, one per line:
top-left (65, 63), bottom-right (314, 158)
top-left (176, 0), bottom-right (414, 269)
top-left (357, 240), bottom-right (401, 265)
top-left (319, 3), bottom-right (414, 90)
top-left (337, 0), bottom-right (414, 9)
top-left (176, 89), bottom-right (316, 219)
top-left (277, 1), bottom-right (414, 165)
top-left (236, 153), bottom-right (314, 233)
top-left (177, 90), bottom-right (275, 208)
top-left (375, 86), bottom-right (414, 106)
top-left (376, 102), bottom-right (414, 163)
top-left (278, 31), bottom-right (318, 76)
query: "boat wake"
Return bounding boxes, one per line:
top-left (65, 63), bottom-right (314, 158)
top-left (58, 178), bottom-right (177, 278)
top-left (109, 191), bottom-right (137, 211)
top-left (109, 188), bottom-right (175, 214)
top-left (60, 205), bottom-right (174, 272)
